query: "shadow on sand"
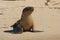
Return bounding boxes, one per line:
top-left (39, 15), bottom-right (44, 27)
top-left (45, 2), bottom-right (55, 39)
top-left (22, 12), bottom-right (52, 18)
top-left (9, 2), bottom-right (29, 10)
top-left (4, 29), bottom-right (44, 34)
top-left (4, 30), bottom-right (15, 34)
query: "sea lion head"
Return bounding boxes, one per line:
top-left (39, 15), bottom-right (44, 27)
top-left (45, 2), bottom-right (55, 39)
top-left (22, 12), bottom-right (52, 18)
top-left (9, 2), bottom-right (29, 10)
top-left (22, 7), bottom-right (34, 14)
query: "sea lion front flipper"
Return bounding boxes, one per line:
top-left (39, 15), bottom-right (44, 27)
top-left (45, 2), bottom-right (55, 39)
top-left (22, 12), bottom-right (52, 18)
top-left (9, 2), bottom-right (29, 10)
top-left (13, 25), bottom-right (23, 34)
top-left (30, 25), bottom-right (34, 32)
top-left (31, 25), bottom-right (43, 32)
top-left (11, 22), bottom-right (23, 34)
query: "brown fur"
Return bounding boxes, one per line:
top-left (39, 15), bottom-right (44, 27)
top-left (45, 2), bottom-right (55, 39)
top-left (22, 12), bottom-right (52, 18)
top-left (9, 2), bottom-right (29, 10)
top-left (11, 7), bottom-right (34, 33)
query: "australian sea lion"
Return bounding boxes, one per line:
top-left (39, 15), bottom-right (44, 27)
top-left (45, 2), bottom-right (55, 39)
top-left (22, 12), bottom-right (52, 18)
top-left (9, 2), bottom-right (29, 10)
top-left (11, 7), bottom-right (34, 34)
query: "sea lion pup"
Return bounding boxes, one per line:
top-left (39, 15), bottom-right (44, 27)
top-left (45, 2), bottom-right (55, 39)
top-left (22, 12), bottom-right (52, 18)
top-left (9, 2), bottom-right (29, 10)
top-left (11, 7), bottom-right (34, 34)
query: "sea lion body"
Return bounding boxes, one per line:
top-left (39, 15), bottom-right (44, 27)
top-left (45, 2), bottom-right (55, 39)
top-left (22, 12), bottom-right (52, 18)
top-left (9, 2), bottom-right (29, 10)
top-left (21, 15), bottom-right (33, 31)
top-left (11, 7), bottom-right (34, 33)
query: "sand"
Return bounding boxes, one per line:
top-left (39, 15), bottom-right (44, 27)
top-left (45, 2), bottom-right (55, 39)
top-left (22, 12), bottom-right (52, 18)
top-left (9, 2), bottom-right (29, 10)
top-left (0, 0), bottom-right (60, 40)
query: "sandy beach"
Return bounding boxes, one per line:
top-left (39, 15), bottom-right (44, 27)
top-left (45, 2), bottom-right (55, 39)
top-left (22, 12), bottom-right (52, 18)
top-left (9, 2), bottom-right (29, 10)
top-left (0, 0), bottom-right (60, 40)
